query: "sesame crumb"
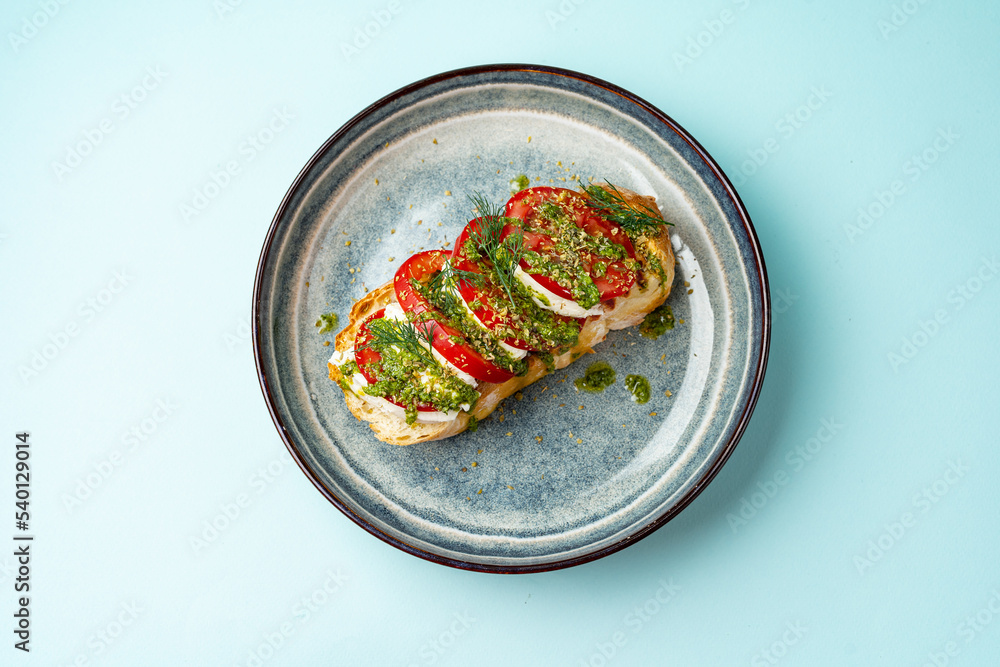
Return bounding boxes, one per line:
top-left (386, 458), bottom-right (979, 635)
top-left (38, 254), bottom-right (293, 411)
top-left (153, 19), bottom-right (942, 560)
top-left (374, 178), bottom-right (379, 185)
top-left (535, 436), bottom-right (542, 442)
top-left (578, 405), bottom-right (584, 410)
top-left (507, 485), bottom-right (514, 490)
top-left (477, 449), bottom-right (482, 454)
top-left (506, 432), bottom-right (513, 436)
top-left (433, 138), bottom-right (437, 144)
top-left (515, 392), bottom-right (523, 401)
top-left (444, 190), bottom-right (452, 196)
top-left (650, 412), bottom-right (657, 416)
top-left (323, 341), bottom-right (330, 346)
top-left (461, 467), bottom-right (467, 472)
top-left (477, 488), bottom-right (482, 494)
top-left (527, 136), bottom-right (532, 142)
top-left (665, 390), bottom-right (672, 397)
top-left (576, 438), bottom-right (582, 444)
top-left (345, 240), bottom-right (351, 246)
top-left (388, 257), bottom-right (395, 262)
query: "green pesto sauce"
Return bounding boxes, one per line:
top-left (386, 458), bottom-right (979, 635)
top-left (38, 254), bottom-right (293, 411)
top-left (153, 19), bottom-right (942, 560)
top-left (640, 303), bottom-right (674, 339)
top-left (522, 249), bottom-right (601, 309)
top-left (518, 200), bottom-right (636, 309)
top-left (574, 361), bottom-right (616, 393)
top-left (510, 174), bottom-right (530, 192)
top-left (315, 312), bottom-right (339, 334)
top-left (467, 414), bottom-right (479, 432)
top-left (354, 337), bottom-right (478, 424)
top-left (459, 245), bottom-right (582, 350)
top-left (338, 360), bottom-right (359, 377)
top-left (624, 374), bottom-right (651, 404)
top-left (415, 277), bottom-right (528, 376)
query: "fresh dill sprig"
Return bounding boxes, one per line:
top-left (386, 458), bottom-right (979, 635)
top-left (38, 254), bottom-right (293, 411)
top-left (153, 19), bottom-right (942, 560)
top-left (428, 258), bottom-right (484, 294)
top-left (359, 317), bottom-right (438, 368)
top-left (584, 181), bottom-right (673, 235)
top-left (467, 192), bottom-right (523, 304)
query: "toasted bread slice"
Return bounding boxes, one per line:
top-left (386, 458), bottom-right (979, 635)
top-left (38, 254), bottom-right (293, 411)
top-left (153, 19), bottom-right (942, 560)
top-left (328, 186), bottom-right (676, 445)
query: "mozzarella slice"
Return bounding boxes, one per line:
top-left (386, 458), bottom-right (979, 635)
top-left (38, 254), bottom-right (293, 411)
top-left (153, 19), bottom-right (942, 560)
top-left (380, 302), bottom-right (478, 387)
top-left (348, 370), bottom-right (468, 423)
top-left (447, 284), bottom-right (529, 360)
top-left (514, 266), bottom-right (604, 318)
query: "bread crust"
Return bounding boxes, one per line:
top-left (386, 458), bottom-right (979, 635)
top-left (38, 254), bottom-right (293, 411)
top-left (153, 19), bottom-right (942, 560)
top-left (328, 186), bottom-right (675, 445)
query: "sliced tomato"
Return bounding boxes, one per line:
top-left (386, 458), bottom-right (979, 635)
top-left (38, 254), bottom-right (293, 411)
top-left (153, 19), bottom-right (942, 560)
top-left (450, 220), bottom-right (533, 350)
top-left (452, 220), bottom-right (583, 350)
top-left (505, 186), bottom-right (637, 301)
top-left (394, 250), bottom-right (517, 384)
top-left (353, 309), bottom-right (437, 412)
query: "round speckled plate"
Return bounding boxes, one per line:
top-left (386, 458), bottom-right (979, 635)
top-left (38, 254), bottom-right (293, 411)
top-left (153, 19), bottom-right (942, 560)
top-left (253, 64), bottom-right (769, 573)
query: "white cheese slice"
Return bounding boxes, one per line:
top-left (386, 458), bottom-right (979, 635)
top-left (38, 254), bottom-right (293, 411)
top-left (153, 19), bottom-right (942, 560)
top-left (446, 284), bottom-right (529, 360)
top-left (514, 266), bottom-right (604, 318)
top-left (349, 371), bottom-right (467, 423)
top-left (380, 302), bottom-right (478, 387)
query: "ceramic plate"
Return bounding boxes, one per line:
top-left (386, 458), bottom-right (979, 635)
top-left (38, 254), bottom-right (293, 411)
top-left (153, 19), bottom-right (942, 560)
top-left (253, 64), bottom-right (769, 573)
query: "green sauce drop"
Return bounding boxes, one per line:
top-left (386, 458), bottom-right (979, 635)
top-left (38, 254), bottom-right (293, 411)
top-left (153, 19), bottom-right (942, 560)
top-left (316, 312), bottom-right (339, 334)
top-left (624, 375), bottom-right (651, 404)
top-left (639, 303), bottom-right (674, 339)
top-left (510, 174), bottom-right (530, 193)
top-left (574, 361), bottom-right (616, 393)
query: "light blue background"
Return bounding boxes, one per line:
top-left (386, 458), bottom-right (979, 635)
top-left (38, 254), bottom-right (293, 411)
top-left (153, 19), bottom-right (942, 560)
top-left (2, 0), bottom-right (998, 665)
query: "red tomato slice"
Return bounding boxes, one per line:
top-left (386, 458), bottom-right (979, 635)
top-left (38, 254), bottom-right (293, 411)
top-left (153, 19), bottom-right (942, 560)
top-left (505, 186), bottom-right (637, 301)
top-left (353, 309), bottom-right (437, 412)
top-left (394, 250), bottom-right (517, 384)
top-left (450, 220), bottom-right (533, 350)
top-left (451, 223), bottom-right (573, 351)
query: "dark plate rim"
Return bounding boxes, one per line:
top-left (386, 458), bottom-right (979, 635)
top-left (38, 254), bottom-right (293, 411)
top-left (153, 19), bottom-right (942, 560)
top-left (252, 63), bottom-right (771, 574)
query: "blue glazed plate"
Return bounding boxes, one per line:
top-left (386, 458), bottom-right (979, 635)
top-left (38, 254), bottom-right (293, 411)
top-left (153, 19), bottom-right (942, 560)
top-left (253, 65), bottom-right (769, 573)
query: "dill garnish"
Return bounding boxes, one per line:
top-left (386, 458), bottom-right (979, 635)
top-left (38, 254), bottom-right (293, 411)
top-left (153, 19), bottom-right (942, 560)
top-left (583, 181), bottom-right (673, 235)
top-left (428, 258), bottom-right (484, 294)
top-left (467, 192), bottom-right (523, 305)
top-left (358, 316), bottom-right (438, 368)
